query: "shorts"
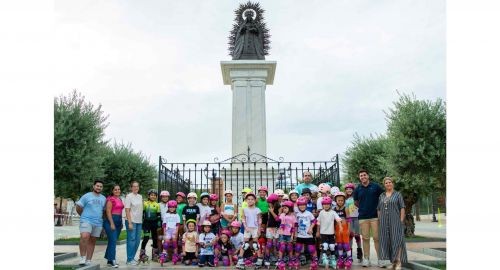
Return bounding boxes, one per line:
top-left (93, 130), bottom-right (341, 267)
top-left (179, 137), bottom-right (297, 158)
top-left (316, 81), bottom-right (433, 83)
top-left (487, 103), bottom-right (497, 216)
top-left (279, 235), bottom-right (292, 242)
top-left (349, 217), bottom-right (360, 234)
top-left (320, 234), bottom-right (335, 245)
top-left (244, 227), bottom-right (259, 239)
top-left (79, 222), bottom-right (102, 237)
top-left (183, 252), bottom-right (196, 261)
top-left (266, 227), bottom-right (279, 239)
top-left (164, 227), bottom-right (176, 240)
top-left (296, 237), bottom-right (315, 245)
top-left (334, 222), bottom-right (350, 244)
top-left (261, 214), bottom-right (268, 225)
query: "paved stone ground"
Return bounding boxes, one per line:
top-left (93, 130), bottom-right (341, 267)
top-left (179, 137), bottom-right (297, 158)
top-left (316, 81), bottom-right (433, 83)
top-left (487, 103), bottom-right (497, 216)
top-left (55, 215), bottom-right (446, 269)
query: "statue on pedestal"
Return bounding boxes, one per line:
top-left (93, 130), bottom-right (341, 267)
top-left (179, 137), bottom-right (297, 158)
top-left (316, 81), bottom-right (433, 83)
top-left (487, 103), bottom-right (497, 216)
top-left (228, 2), bottom-right (271, 60)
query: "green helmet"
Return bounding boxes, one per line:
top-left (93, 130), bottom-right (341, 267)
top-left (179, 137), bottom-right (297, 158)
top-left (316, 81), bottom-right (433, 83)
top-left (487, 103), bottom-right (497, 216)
top-left (200, 192), bottom-right (210, 200)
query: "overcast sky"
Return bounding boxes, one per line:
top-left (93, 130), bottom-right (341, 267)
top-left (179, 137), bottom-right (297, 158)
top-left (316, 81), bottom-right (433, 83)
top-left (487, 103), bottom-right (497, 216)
top-left (55, 0), bottom-right (446, 168)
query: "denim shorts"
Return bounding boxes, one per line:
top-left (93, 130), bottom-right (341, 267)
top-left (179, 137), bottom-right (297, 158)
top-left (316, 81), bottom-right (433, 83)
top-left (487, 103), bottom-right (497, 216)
top-left (80, 222), bottom-right (102, 237)
top-left (279, 235), bottom-right (292, 242)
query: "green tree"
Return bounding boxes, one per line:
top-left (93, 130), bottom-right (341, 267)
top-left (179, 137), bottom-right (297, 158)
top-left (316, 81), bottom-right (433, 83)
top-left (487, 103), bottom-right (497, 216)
top-left (101, 142), bottom-right (156, 197)
top-left (54, 90), bottom-right (108, 200)
top-left (385, 93), bottom-right (446, 236)
top-left (342, 133), bottom-right (391, 186)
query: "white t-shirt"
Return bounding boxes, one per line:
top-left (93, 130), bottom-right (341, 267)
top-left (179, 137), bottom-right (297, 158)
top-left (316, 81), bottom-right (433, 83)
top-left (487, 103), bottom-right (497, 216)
top-left (243, 207), bottom-right (261, 228)
top-left (160, 202), bottom-right (167, 221)
top-left (230, 232), bottom-right (245, 250)
top-left (124, 193), bottom-right (143, 224)
top-left (199, 232), bottom-right (217, 255)
top-left (197, 203), bottom-right (212, 225)
top-left (163, 212), bottom-right (180, 229)
top-left (296, 210), bottom-right (315, 239)
top-left (316, 196), bottom-right (337, 211)
top-left (317, 209), bottom-right (340, 235)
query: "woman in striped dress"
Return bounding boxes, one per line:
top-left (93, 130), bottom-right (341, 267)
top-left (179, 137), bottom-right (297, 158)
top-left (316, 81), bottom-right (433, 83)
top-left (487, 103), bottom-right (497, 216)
top-left (377, 177), bottom-right (408, 270)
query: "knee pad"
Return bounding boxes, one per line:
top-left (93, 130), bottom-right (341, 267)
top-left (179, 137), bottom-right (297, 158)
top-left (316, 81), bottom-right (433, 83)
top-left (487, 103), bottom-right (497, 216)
top-left (287, 243), bottom-right (293, 252)
top-left (232, 255), bottom-right (238, 263)
top-left (252, 243), bottom-right (259, 251)
top-left (266, 240), bottom-right (273, 249)
top-left (163, 241), bottom-right (169, 250)
top-left (322, 242), bottom-right (329, 251)
top-left (279, 242), bottom-right (287, 253)
top-left (343, 243), bottom-right (351, 251)
top-left (307, 244), bottom-right (316, 254)
top-left (329, 244), bottom-right (336, 251)
top-left (172, 241), bottom-right (178, 249)
top-left (294, 243), bottom-right (303, 253)
top-left (243, 242), bottom-right (250, 251)
top-left (222, 257), bottom-right (230, 266)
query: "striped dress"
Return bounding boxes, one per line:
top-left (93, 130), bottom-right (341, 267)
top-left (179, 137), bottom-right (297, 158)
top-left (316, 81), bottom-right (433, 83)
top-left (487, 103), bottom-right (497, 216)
top-left (377, 191), bottom-right (408, 263)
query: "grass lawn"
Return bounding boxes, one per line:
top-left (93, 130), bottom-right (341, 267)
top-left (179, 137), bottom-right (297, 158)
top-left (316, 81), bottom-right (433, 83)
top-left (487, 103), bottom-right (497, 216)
top-left (56, 230), bottom-right (131, 243)
top-left (54, 265), bottom-right (79, 270)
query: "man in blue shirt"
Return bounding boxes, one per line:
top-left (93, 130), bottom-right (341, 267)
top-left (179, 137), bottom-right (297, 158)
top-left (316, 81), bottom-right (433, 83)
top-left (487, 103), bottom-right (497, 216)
top-left (352, 169), bottom-right (385, 268)
top-left (295, 171), bottom-right (319, 196)
top-left (76, 180), bottom-right (106, 266)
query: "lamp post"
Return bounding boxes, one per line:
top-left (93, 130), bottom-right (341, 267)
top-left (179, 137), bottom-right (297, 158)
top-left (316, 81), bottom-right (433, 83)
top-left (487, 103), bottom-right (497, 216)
top-left (431, 193), bottom-right (438, 222)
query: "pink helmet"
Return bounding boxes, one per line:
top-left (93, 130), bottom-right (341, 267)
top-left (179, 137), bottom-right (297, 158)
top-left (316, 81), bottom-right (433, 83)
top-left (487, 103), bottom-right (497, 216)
top-left (282, 200), bottom-right (294, 209)
top-left (296, 196), bottom-right (307, 206)
top-left (318, 183), bottom-right (331, 193)
top-left (267, 193), bottom-right (279, 203)
top-left (230, 220), bottom-right (241, 228)
top-left (167, 200), bottom-right (177, 208)
top-left (334, 192), bottom-right (346, 200)
top-left (160, 190), bottom-right (170, 197)
top-left (209, 194), bottom-right (219, 201)
top-left (258, 186), bottom-right (268, 193)
top-left (345, 183), bottom-right (355, 190)
top-left (321, 196), bottom-right (333, 205)
top-left (176, 192), bottom-right (186, 198)
top-left (220, 229), bottom-right (231, 238)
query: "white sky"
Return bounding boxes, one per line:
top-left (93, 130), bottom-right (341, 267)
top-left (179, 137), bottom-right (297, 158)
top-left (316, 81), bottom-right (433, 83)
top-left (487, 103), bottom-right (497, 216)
top-left (54, 0), bottom-right (446, 165)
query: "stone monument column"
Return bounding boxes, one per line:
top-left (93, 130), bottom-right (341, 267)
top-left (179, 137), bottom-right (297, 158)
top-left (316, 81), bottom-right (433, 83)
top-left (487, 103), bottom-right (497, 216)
top-left (221, 60), bottom-right (276, 158)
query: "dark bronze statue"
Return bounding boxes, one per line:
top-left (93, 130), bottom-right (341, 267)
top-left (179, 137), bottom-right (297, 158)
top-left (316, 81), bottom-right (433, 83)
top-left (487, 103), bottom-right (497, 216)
top-left (228, 2), bottom-right (270, 60)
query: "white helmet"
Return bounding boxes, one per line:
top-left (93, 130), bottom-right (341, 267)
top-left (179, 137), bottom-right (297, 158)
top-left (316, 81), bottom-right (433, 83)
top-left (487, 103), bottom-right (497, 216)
top-left (274, 189), bottom-right (285, 196)
top-left (289, 189), bottom-right (299, 196)
top-left (187, 192), bottom-right (198, 199)
top-left (331, 186), bottom-right (340, 194)
top-left (224, 189), bottom-right (233, 195)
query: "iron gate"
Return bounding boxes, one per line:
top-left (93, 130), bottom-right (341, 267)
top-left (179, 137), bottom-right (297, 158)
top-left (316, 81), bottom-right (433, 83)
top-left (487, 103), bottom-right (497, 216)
top-left (158, 152), bottom-right (340, 205)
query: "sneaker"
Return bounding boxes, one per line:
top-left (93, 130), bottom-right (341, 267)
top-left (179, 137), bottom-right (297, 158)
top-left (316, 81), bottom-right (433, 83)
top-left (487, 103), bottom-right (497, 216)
top-left (126, 260), bottom-right (138, 266)
top-left (111, 260), bottom-right (119, 268)
top-left (378, 259), bottom-right (390, 268)
top-left (79, 256), bottom-right (86, 265)
top-left (107, 260), bottom-right (113, 266)
top-left (362, 258), bottom-right (370, 267)
top-left (85, 260), bottom-right (92, 266)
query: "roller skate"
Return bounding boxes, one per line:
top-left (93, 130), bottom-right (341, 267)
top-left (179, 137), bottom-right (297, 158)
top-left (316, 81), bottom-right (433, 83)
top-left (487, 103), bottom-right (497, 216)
top-left (269, 254), bottom-right (278, 266)
top-left (138, 249), bottom-right (149, 264)
top-left (172, 253), bottom-right (180, 265)
top-left (289, 256), bottom-right (299, 270)
top-left (320, 252), bottom-right (329, 267)
top-left (159, 252), bottom-right (167, 266)
top-left (300, 254), bottom-right (307, 266)
top-left (344, 256), bottom-right (353, 270)
top-left (329, 255), bottom-right (337, 269)
top-left (310, 256), bottom-right (318, 270)
top-left (236, 257), bottom-right (245, 269)
top-left (254, 257), bottom-right (264, 269)
top-left (277, 259), bottom-right (286, 270)
top-left (263, 256), bottom-right (271, 269)
top-left (213, 255), bottom-right (219, 267)
top-left (356, 248), bottom-right (363, 263)
top-left (336, 256), bottom-right (344, 270)
top-left (245, 257), bottom-right (255, 269)
top-left (152, 248), bottom-right (159, 262)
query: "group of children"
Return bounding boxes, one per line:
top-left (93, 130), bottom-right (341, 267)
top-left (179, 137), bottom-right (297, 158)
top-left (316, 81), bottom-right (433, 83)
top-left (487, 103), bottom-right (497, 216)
top-left (137, 182), bottom-right (362, 270)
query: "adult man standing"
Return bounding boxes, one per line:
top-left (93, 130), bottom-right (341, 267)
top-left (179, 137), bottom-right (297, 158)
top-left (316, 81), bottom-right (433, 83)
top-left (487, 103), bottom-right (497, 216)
top-left (76, 180), bottom-right (106, 266)
top-left (295, 171), bottom-right (319, 196)
top-left (352, 169), bottom-right (386, 268)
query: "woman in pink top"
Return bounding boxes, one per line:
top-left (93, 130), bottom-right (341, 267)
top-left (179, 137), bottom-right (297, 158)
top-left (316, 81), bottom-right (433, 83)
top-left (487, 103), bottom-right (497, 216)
top-left (103, 184), bottom-right (124, 268)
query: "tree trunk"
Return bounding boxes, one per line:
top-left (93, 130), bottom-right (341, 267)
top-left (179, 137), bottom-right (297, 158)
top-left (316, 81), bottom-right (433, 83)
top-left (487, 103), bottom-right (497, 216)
top-left (403, 193), bottom-right (417, 237)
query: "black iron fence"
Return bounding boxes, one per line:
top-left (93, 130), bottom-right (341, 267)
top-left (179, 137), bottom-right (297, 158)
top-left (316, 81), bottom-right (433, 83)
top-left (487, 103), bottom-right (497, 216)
top-left (158, 153), bottom-right (340, 205)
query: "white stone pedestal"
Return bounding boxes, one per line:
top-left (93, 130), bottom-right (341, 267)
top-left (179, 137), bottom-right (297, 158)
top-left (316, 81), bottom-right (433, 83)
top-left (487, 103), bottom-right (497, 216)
top-left (220, 60), bottom-right (277, 160)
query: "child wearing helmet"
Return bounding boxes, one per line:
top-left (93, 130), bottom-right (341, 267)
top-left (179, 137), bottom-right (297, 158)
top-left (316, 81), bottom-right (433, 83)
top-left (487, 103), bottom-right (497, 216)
top-left (157, 191), bottom-right (170, 257)
top-left (330, 186), bottom-right (340, 208)
top-left (237, 192), bottom-right (264, 268)
top-left (344, 183), bottom-right (362, 262)
top-left (197, 192), bottom-right (212, 233)
top-left (333, 192), bottom-right (352, 269)
top-left (182, 193), bottom-right (200, 234)
top-left (229, 220), bottom-right (245, 258)
top-left (265, 193), bottom-right (281, 266)
top-left (256, 186), bottom-right (269, 235)
top-left (139, 189), bottom-right (161, 263)
top-left (208, 194), bottom-right (221, 234)
top-left (238, 187), bottom-right (253, 233)
top-left (214, 229), bottom-right (235, 266)
top-left (160, 200), bottom-right (181, 265)
top-left (316, 196), bottom-right (342, 267)
top-left (274, 200), bottom-right (298, 270)
top-left (220, 190), bottom-right (238, 230)
top-left (289, 189), bottom-right (299, 213)
top-left (175, 192), bottom-right (187, 248)
top-left (295, 196), bottom-right (319, 269)
top-left (198, 220), bottom-right (217, 267)
top-left (316, 183), bottom-right (332, 212)
top-left (182, 219), bottom-right (199, 266)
